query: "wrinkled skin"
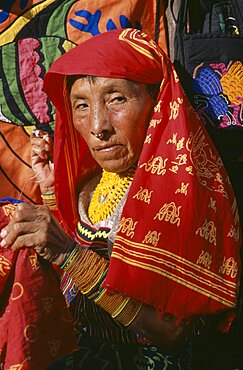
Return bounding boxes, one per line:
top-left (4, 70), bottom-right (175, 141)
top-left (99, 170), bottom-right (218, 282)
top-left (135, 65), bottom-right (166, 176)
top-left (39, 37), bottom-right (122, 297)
top-left (30, 130), bottom-right (54, 194)
top-left (0, 77), bottom-right (187, 349)
top-left (70, 77), bottom-right (155, 173)
top-left (0, 203), bottom-right (73, 265)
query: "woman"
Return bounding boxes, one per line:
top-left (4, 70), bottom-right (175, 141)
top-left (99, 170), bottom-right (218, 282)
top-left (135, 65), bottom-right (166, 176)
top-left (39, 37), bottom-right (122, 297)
top-left (0, 29), bottom-right (241, 369)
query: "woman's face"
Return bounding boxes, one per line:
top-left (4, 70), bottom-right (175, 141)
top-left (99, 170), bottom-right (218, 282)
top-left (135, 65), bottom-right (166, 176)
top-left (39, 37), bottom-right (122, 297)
top-left (70, 77), bottom-right (155, 173)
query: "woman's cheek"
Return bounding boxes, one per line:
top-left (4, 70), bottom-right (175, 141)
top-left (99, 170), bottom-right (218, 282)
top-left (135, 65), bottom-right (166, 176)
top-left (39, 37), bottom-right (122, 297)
top-left (73, 118), bottom-right (86, 136)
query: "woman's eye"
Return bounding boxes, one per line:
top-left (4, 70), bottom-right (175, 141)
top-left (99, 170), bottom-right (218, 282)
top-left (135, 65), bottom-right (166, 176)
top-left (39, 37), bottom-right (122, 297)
top-left (109, 95), bottom-right (126, 104)
top-left (75, 102), bottom-right (88, 110)
top-left (110, 96), bottom-right (126, 105)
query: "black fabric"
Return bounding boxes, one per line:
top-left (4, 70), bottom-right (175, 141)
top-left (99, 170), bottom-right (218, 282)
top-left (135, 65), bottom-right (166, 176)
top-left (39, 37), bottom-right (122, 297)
top-left (154, 0), bottom-right (163, 43)
top-left (173, 2), bottom-right (243, 369)
top-left (48, 331), bottom-right (192, 370)
top-left (174, 0), bottom-right (243, 101)
top-left (173, 0), bottom-right (243, 225)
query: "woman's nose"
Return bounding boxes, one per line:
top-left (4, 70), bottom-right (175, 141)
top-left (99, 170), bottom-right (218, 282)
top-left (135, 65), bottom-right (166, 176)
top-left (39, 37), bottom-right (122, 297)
top-left (90, 104), bottom-right (113, 137)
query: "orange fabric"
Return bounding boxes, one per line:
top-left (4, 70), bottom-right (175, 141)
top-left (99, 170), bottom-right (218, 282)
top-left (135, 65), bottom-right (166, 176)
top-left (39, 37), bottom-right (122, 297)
top-left (0, 200), bottom-right (77, 370)
top-left (44, 29), bottom-right (241, 322)
top-left (0, 122), bottom-right (42, 204)
top-left (66, 0), bottom-right (167, 52)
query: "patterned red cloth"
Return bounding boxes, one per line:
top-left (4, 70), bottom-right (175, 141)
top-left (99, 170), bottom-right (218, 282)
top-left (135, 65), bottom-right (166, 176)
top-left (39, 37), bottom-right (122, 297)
top-left (44, 29), bottom-right (241, 323)
top-left (0, 199), bottom-right (77, 370)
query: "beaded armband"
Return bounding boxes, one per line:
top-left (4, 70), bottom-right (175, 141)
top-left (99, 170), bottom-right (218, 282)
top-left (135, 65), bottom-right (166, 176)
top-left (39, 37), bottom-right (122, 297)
top-left (60, 243), bottom-right (80, 270)
top-left (64, 247), bottom-right (109, 295)
top-left (94, 289), bottom-right (142, 326)
top-left (63, 245), bottom-right (142, 326)
top-left (41, 192), bottom-right (57, 209)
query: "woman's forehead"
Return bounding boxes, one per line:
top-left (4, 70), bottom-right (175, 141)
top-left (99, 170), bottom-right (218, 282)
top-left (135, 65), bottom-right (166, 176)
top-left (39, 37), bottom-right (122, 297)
top-left (70, 76), bottom-right (143, 94)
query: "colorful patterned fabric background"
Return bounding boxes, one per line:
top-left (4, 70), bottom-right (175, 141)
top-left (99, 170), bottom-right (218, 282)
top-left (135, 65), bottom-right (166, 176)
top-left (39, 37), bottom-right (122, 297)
top-left (0, 0), bottom-right (167, 203)
top-left (192, 61), bottom-right (243, 129)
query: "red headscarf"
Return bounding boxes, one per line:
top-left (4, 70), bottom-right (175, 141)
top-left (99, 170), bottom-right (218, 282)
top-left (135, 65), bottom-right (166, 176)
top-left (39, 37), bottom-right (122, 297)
top-left (44, 29), bottom-right (241, 321)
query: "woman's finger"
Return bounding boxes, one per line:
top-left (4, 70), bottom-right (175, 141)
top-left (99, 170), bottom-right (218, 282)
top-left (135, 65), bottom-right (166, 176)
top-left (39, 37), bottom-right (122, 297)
top-left (0, 218), bottom-right (48, 249)
top-left (0, 204), bottom-right (51, 246)
top-left (0, 203), bottom-right (74, 263)
top-left (10, 232), bottom-right (37, 251)
top-left (30, 129), bottom-right (45, 138)
top-left (14, 203), bottom-right (51, 222)
top-left (31, 139), bottom-right (51, 160)
top-left (31, 131), bottom-right (53, 161)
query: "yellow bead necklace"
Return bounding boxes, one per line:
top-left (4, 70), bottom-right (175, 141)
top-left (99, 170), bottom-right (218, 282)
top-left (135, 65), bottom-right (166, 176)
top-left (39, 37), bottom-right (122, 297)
top-left (88, 166), bottom-right (136, 224)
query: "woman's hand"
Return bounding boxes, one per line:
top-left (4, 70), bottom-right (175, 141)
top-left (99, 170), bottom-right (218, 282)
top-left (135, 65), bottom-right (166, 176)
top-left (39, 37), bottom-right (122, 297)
top-left (31, 130), bottom-right (54, 194)
top-left (130, 304), bottom-right (187, 350)
top-left (0, 203), bottom-right (74, 265)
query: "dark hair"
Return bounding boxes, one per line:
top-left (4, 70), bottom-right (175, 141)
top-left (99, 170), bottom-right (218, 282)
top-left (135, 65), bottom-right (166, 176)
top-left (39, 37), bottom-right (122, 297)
top-left (67, 75), bottom-right (160, 101)
top-left (66, 75), bottom-right (97, 93)
top-left (147, 83), bottom-right (160, 101)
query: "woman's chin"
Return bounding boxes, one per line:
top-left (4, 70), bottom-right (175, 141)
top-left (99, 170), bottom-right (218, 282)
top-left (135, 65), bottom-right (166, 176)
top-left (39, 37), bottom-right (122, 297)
top-left (97, 159), bottom-right (137, 174)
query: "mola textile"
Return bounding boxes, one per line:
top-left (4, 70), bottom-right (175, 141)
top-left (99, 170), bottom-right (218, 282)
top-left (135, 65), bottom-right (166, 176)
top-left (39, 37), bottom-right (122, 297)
top-left (0, 199), bottom-right (77, 370)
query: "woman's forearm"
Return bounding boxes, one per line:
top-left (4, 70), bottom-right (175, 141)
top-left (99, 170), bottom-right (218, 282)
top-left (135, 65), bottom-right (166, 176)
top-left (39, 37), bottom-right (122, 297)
top-left (62, 245), bottom-right (187, 349)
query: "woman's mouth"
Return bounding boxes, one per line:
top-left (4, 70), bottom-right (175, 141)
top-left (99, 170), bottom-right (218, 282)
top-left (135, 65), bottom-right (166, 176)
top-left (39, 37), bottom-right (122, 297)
top-left (94, 143), bottom-right (123, 152)
top-left (93, 144), bottom-right (125, 158)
